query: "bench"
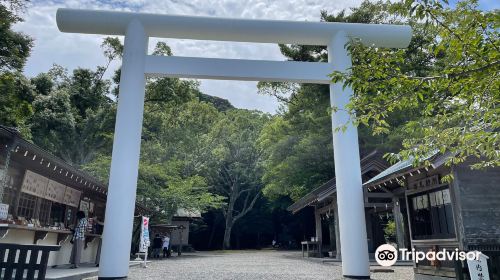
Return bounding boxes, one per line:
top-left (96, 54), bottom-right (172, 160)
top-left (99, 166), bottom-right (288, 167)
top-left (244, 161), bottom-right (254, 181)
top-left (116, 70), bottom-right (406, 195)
top-left (0, 243), bottom-right (60, 280)
top-left (301, 241), bottom-right (321, 258)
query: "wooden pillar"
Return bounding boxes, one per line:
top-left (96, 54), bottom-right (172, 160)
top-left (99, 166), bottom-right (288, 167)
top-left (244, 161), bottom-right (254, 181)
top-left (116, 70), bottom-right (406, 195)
top-left (314, 206), bottom-right (322, 256)
top-left (333, 200), bottom-right (341, 260)
top-left (328, 217), bottom-right (336, 252)
top-left (365, 211), bottom-right (373, 252)
top-left (392, 196), bottom-right (406, 249)
top-left (178, 228), bottom-right (183, 256)
top-left (0, 138), bottom-right (16, 203)
top-left (314, 207), bottom-right (322, 241)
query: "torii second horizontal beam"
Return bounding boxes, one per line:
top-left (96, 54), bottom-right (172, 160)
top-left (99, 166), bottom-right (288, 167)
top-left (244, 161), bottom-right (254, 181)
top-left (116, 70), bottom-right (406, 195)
top-left (144, 56), bottom-right (333, 84)
top-left (56, 9), bottom-right (412, 48)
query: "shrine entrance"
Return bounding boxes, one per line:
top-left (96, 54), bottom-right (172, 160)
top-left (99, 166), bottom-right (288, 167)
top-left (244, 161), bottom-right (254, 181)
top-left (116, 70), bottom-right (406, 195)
top-left (56, 9), bottom-right (411, 279)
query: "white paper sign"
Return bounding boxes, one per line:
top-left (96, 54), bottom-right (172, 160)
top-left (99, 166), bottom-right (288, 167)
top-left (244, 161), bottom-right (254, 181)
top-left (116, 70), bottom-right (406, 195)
top-left (45, 180), bottom-right (66, 203)
top-left (467, 252), bottom-right (490, 280)
top-left (0, 203), bottom-right (8, 220)
top-left (21, 170), bottom-right (49, 198)
top-left (442, 189), bottom-right (451, 204)
top-left (63, 187), bottom-right (81, 208)
top-left (80, 200), bottom-right (89, 212)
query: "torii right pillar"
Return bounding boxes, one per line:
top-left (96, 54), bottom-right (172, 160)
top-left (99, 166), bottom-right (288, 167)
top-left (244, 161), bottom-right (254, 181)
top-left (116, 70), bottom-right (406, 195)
top-left (328, 31), bottom-right (370, 279)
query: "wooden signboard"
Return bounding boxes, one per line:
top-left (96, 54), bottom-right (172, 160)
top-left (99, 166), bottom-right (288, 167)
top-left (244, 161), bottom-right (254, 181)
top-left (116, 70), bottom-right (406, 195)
top-left (21, 170), bottom-right (49, 198)
top-left (63, 187), bottom-right (81, 208)
top-left (411, 174), bottom-right (440, 189)
top-left (45, 179), bottom-right (66, 203)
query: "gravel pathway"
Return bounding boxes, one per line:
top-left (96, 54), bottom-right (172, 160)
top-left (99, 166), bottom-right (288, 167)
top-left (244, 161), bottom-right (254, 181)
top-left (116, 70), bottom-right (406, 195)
top-left (128, 250), bottom-right (414, 280)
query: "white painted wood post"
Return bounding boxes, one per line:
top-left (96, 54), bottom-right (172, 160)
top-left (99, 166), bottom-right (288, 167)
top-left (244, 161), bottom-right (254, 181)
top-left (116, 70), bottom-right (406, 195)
top-left (98, 19), bottom-right (148, 279)
top-left (328, 31), bottom-right (370, 279)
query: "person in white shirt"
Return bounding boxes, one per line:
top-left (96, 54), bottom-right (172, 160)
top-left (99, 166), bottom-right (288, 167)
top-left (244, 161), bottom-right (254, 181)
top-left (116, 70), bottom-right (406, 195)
top-left (162, 235), bottom-right (170, 258)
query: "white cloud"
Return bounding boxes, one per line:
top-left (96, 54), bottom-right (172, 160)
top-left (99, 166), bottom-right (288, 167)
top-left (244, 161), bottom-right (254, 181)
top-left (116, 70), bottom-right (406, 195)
top-left (15, 0), bottom-right (364, 113)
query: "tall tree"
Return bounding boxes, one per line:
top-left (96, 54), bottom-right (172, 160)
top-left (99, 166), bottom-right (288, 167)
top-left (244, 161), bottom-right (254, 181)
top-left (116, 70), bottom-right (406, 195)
top-left (205, 109), bottom-right (269, 249)
top-left (258, 1), bottom-right (412, 201)
top-left (27, 36), bottom-right (127, 165)
top-left (258, 84), bottom-right (335, 201)
top-left (0, 0), bottom-right (34, 134)
top-left (0, 72), bottom-right (35, 135)
top-left (29, 65), bottom-right (115, 166)
top-left (138, 100), bottom-right (226, 221)
top-left (0, 0), bottom-right (32, 72)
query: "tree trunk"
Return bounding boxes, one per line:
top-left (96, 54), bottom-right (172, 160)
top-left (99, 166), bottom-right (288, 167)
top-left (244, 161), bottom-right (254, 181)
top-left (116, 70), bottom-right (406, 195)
top-left (221, 182), bottom-right (260, 250)
top-left (223, 189), bottom-right (237, 250)
top-left (223, 218), bottom-right (233, 249)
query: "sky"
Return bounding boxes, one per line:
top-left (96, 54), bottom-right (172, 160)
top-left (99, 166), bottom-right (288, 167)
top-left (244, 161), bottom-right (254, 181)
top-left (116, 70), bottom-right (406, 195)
top-left (14, 0), bottom-right (498, 114)
top-left (14, 0), bottom-right (367, 114)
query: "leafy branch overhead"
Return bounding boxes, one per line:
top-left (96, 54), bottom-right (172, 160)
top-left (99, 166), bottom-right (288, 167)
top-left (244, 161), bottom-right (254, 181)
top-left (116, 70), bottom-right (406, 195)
top-left (256, 0), bottom-right (498, 202)
top-left (330, 0), bottom-right (499, 169)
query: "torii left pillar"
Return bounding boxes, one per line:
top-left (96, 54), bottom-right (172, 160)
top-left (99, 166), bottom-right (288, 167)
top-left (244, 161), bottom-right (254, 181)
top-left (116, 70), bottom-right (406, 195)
top-left (98, 20), bottom-right (148, 279)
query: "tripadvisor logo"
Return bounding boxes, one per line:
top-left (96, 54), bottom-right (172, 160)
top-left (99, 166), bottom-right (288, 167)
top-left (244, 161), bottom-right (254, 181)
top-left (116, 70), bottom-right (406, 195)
top-left (375, 244), bottom-right (482, 267)
top-left (375, 244), bottom-right (398, 267)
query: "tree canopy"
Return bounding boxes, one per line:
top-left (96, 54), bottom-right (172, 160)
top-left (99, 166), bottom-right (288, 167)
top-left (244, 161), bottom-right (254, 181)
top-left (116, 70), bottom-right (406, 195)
top-left (330, 0), bottom-right (499, 171)
top-left (259, 0), bottom-right (499, 202)
top-left (0, 0), bottom-right (33, 135)
top-left (258, 1), bottom-right (414, 201)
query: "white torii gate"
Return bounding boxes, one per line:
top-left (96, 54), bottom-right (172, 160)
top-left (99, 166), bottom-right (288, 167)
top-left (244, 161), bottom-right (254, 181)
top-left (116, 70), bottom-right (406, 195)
top-left (56, 9), bottom-right (411, 279)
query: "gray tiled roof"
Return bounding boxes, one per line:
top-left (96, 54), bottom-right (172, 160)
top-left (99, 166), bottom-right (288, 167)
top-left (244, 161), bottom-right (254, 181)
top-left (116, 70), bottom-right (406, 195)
top-left (363, 151), bottom-right (446, 186)
top-left (363, 158), bottom-right (414, 186)
top-left (287, 150), bottom-right (388, 213)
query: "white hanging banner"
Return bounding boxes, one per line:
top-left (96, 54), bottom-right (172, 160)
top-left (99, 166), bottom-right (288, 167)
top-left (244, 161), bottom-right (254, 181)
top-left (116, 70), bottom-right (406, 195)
top-left (139, 216), bottom-right (150, 253)
top-left (467, 252), bottom-right (490, 280)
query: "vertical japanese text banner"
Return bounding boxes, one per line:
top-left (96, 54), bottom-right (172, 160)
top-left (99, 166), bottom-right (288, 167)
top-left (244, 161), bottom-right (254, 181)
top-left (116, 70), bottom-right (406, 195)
top-left (139, 216), bottom-right (150, 253)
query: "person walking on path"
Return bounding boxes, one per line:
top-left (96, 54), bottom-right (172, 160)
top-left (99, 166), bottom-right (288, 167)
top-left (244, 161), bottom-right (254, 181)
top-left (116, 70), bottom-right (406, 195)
top-left (70, 211), bottom-right (87, 269)
top-left (162, 235), bottom-right (170, 258)
top-left (152, 234), bottom-right (163, 259)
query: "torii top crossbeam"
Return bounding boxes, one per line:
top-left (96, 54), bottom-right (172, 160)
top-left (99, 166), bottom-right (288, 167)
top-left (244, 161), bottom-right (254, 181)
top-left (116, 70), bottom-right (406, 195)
top-left (56, 9), bottom-right (411, 85)
top-left (57, 9), bottom-right (411, 48)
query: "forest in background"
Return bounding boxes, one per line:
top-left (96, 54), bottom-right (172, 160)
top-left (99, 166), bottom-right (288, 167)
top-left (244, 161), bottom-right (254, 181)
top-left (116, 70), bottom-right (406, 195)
top-left (1, 0), bottom-right (497, 249)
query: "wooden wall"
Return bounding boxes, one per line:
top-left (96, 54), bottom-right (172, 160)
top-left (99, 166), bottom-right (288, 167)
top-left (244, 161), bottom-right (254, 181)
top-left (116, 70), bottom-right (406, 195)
top-left (454, 164), bottom-right (500, 247)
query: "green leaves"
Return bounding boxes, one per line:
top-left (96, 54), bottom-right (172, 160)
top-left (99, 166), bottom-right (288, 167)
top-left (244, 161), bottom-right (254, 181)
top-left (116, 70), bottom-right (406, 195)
top-left (27, 64), bottom-right (115, 166)
top-left (0, 72), bottom-right (34, 135)
top-left (0, 2), bottom-right (33, 133)
top-left (0, 3), bottom-right (33, 72)
top-left (332, 0), bottom-right (499, 170)
top-left (101, 37), bottom-right (123, 61)
top-left (258, 0), bottom-right (498, 204)
top-left (258, 84), bottom-right (336, 201)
